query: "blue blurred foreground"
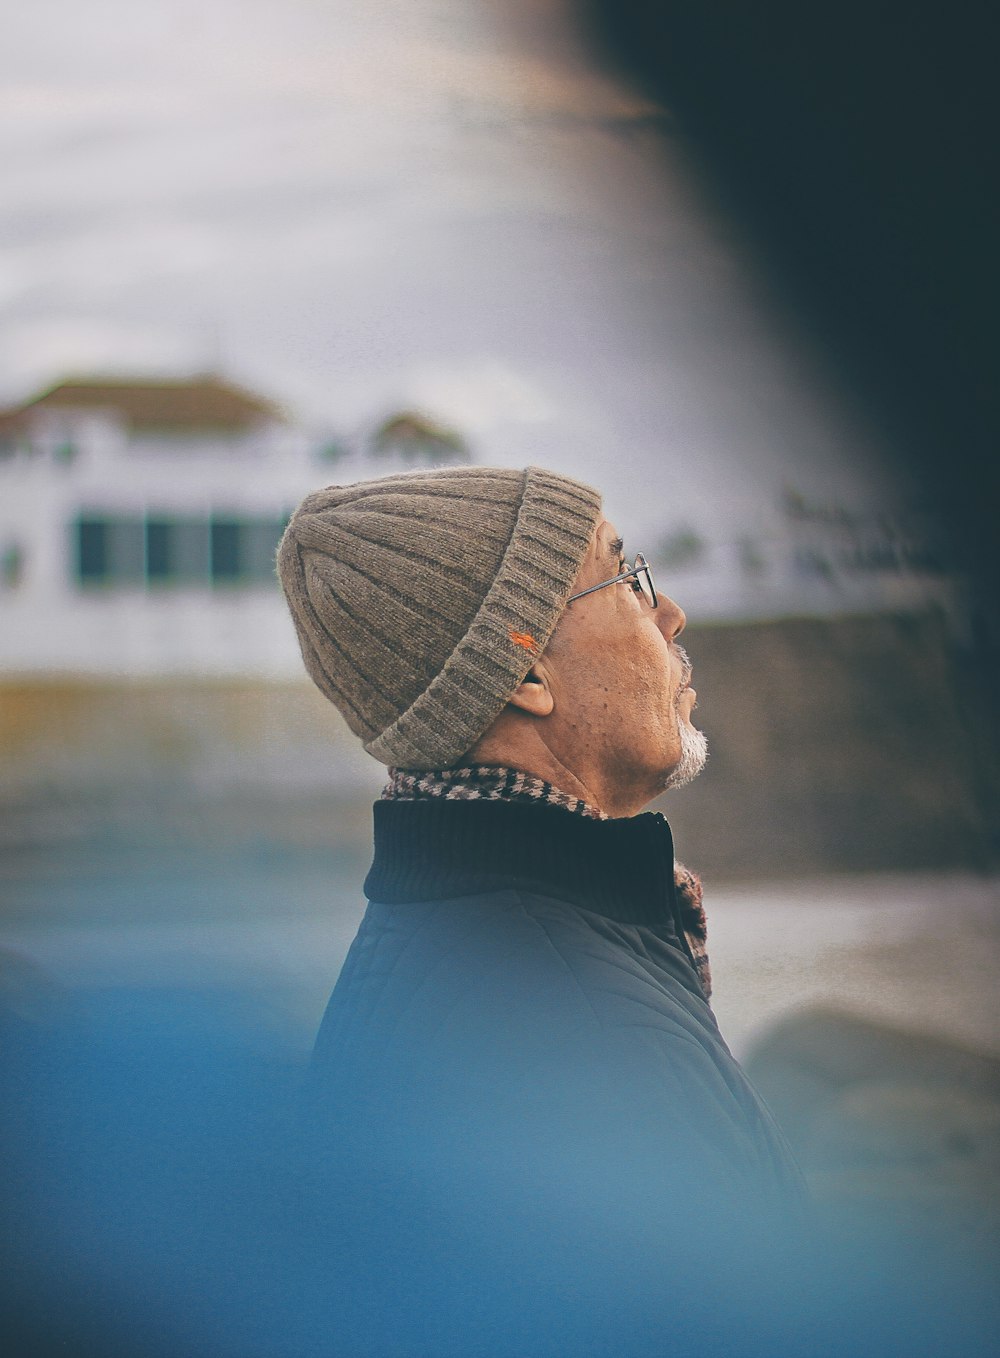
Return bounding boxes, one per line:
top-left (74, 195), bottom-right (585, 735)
top-left (2, 823), bottom-right (998, 1356)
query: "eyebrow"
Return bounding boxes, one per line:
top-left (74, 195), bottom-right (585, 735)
top-left (608, 535), bottom-right (624, 562)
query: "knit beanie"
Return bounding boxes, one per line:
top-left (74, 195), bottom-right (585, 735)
top-left (276, 465), bottom-right (603, 769)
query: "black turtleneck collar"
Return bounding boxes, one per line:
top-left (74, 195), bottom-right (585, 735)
top-left (364, 797), bottom-right (681, 935)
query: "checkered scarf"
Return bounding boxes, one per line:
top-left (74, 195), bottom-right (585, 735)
top-left (383, 765), bottom-right (712, 1000)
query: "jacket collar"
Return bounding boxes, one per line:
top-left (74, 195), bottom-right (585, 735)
top-left (364, 796), bottom-right (680, 933)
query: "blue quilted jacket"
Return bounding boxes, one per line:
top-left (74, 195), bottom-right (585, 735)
top-left (305, 798), bottom-right (807, 1356)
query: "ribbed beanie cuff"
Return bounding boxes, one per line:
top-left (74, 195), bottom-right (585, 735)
top-left (277, 465), bottom-right (602, 770)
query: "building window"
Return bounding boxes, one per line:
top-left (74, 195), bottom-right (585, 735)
top-left (172, 520), bottom-right (211, 583)
top-left (77, 518), bottom-right (109, 582)
top-left (145, 518), bottom-right (210, 585)
top-left (1, 543), bottom-right (24, 588)
top-left (72, 512), bottom-right (287, 589)
top-left (210, 519), bottom-right (242, 582)
top-left (76, 518), bottom-right (145, 586)
top-left (146, 520), bottom-right (172, 581)
top-left (210, 517), bottom-right (288, 584)
top-left (243, 516), bottom-right (288, 582)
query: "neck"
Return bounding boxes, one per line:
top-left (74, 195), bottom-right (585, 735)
top-left (466, 726), bottom-right (651, 819)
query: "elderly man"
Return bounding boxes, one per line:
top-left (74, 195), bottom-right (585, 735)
top-left (278, 465), bottom-right (805, 1357)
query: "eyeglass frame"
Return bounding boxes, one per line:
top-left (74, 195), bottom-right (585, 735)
top-left (566, 552), bottom-right (658, 609)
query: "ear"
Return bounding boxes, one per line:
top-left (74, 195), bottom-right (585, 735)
top-left (507, 664), bottom-right (555, 717)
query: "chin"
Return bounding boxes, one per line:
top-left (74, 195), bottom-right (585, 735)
top-left (662, 721), bottom-right (709, 791)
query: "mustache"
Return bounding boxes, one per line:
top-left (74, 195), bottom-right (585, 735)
top-left (674, 643), bottom-right (693, 690)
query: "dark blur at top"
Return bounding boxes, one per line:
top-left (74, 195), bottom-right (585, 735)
top-left (574, 0), bottom-right (998, 630)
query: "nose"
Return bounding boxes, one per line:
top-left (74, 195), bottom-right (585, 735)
top-left (657, 594), bottom-right (686, 640)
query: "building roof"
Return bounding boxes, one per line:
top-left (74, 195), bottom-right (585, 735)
top-left (0, 375), bottom-right (284, 436)
top-left (372, 410), bottom-right (468, 462)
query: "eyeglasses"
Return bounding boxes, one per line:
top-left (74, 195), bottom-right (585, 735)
top-left (567, 552), bottom-right (658, 609)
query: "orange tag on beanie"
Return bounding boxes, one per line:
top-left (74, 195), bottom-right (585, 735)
top-left (509, 629), bottom-right (538, 652)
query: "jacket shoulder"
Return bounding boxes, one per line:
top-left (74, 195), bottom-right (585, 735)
top-left (319, 886), bottom-right (713, 1068)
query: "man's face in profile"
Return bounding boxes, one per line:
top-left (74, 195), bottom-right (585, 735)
top-left (543, 518), bottom-right (707, 811)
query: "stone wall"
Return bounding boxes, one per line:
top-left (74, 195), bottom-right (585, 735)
top-left (661, 610), bottom-right (991, 875)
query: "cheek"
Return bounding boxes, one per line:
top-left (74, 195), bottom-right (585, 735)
top-left (558, 611), bottom-right (672, 716)
top-left (630, 650), bottom-right (684, 748)
top-left (628, 632), bottom-right (675, 698)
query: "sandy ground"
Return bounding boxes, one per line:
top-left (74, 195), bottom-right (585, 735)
top-left (706, 871), bottom-right (1000, 1061)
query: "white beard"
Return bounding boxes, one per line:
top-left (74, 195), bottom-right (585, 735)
top-left (663, 716), bottom-right (708, 790)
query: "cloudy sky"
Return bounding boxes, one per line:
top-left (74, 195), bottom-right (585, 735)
top-left (2, 0), bottom-right (899, 549)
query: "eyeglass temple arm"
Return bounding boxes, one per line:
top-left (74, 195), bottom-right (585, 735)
top-left (567, 566), bottom-right (639, 603)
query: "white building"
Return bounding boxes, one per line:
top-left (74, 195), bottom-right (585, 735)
top-left (0, 376), bottom-right (339, 676)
